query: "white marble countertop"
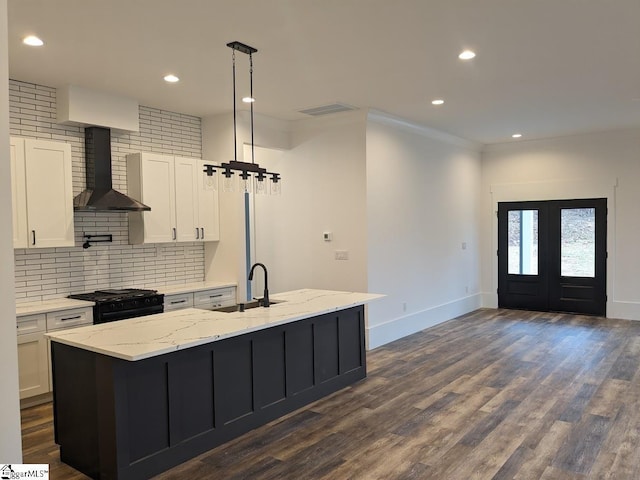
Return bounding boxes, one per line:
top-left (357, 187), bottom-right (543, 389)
top-left (154, 281), bottom-right (236, 296)
top-left (47, 289), bottom-right (383, 361)
top-left (17, 298), bottom-right (95, 317)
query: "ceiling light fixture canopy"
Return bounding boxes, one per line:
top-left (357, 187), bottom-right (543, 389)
top-left (203, 41), bottom-right (281, 195)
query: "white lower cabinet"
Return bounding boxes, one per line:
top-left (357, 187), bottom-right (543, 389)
top-left (17, 306), bottom-right (93, 403)
top-left (164, 287), bottom-right (236, 312)
top-left (194, 287), bottom-right (236, 310)
top-left (17, 314), bottom-right (49, 399)
top-left (46, 308), bottom-right (94, 391)
top-left (164, 293), bottom-right (195, 311)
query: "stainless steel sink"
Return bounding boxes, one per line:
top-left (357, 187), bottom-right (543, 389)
top-left (212, 299), bottom-right (284, 313)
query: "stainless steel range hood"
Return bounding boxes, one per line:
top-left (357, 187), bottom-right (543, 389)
top-left (73, 127), bottom-right (150, 212)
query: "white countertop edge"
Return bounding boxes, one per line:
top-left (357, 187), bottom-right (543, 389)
top-left (17, 298), bottom-right (95, 316)
top-left (154, 281), bottom-right (237, 296)
top-left (133, 299), bottom-right (378, 361)
top-left (47, 290), bottom-right (384, 361)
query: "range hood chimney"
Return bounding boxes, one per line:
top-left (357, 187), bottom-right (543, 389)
top-left (73, 127), bottom-right (150, 211)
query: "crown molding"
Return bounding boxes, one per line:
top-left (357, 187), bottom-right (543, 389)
top-left (367, 109), bottom-right (482, 152)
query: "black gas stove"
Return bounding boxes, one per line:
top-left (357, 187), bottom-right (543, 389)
top-left (68, 288), bottom-right (164, 324)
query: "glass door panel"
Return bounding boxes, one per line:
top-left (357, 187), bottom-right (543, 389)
top-left (508, 210), bottom-right (538, 275)
top-left (560, 208), bottom-right (595, 278)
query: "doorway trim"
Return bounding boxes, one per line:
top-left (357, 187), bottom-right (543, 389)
top-left (487, 177), bottom-right (617, 314)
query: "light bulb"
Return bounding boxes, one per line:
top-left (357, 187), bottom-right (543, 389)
top-left (254, 177), bottom-right (267, 195)
top-left (222, 174), bottom-right (236, 193)
top-left (270, 178), bottom-right (281, 196)
top-left (240, 175), bottom-right (252, 193)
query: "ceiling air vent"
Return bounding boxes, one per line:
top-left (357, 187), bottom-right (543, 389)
top-left (298, 103), bottom-right (358, 116)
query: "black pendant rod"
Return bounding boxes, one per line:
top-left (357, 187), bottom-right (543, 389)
top-left (232, 49), bottom-right (237, 163)
top-left (250, 52), bottom-right (255, 165)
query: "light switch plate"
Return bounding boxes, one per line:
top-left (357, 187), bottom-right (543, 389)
top-left (335, 250), bottom-right (349, 260)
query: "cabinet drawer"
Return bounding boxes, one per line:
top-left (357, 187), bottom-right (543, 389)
top-left (17, 314), bottom-right (46, 335)
top-left (164, 293), bottom-right (194, 311)
top-left (46, 308), bottom-right (93, 331)
top-left (194, 287), bottom-right (236, 308)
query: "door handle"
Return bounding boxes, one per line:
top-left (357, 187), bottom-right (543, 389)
top-left (32, 230), bottom-right (36, 245)
top-left (201, 227), bottom-right (204, 239)
top-left (172, 228), bottom-right (177, 240)
top-left (196, 228), bottom-right (200, 239)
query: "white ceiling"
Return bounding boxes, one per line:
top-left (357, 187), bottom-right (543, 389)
top-left (7, 0), bottom-right (640, 144)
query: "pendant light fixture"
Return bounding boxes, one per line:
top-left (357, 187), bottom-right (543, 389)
top-left (203, 41), bottom-right (281, 195)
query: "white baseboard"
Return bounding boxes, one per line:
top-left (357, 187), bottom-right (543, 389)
top-left (608, 301), bottom-right (640, 321)
top-left (479, 294), bottom-right (640, 321)
top-left (367, 294), bottom-right (481, 350)
top-left (481, 292), bottom-right (498, 308)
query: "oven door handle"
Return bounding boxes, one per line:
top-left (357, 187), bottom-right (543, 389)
top-left (96, 306), bottom-right (164, 323)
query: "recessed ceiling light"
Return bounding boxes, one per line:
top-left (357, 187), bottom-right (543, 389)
top-left (242, 96), bottom-right (255, 103)
top-left (23, 35), bottom-right (44, 47)
top-left (163, 74), bottom-right (180, 83)
top-left (512, 133), bottom-right (522, 138)
top-left (458, 49), bottom-right (476, 60)
top-left (431, 99), bottom-right (444, 105)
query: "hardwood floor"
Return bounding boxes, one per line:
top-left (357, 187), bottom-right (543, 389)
top-left (22, 308), bottom-right (640, 479)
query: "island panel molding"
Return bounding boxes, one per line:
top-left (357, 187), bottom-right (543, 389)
top-left (51, 305), bottom-right (367, 479)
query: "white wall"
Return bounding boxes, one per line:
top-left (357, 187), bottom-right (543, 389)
top-left (252, 112), bottom-right (368, 295)
top-left (480, 129), bottom-right (640, 319)
top-left (210, 108), bottom-right (483, 349)
top-left (365, 112), bottom-right (483, 348)
top-left (0, 0), bottom-right (24, 461)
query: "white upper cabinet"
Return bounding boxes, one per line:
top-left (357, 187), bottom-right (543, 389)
top-left (127, 153), bottom-right (219, 244)
top-left (10, 138), bottom-right (28, 248)
top-left (10, 137), bottom-right (75, 249)
top-left (174, 157), bottom-right (199, 242)
top-left (198, 161), bottom-right (220, 242)
top-left (127, 152), bottom-right (176, 243)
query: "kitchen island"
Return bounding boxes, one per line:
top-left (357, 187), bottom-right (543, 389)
top-left (48, 289), bottom-right (382, 480)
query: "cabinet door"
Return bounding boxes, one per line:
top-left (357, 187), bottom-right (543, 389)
top-left (140, 153), bottom-right (176, 243)
top-left (23, 139), bottom-right (75, 248)
top-left (174, 157), bottom-right (199, 242)
top-left (198, 161), bottom-right (220, 242)
top-left (17, 332), bottom-right (50, 399)
top-left (10, 138), bottom-right (28, 248)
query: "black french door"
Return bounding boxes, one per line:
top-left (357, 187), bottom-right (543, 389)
top-left (498, 199), bottom-right (607, 316)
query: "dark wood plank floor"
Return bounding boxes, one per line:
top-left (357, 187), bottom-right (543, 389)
top-left (22, 308), bottom-right (640, 479)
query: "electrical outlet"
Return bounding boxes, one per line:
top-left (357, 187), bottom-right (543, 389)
top-left (334, 250), bottom-right (349, 260)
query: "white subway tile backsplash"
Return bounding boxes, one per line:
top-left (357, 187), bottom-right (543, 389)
top-left (11, 79), bottom-right (206, 303)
